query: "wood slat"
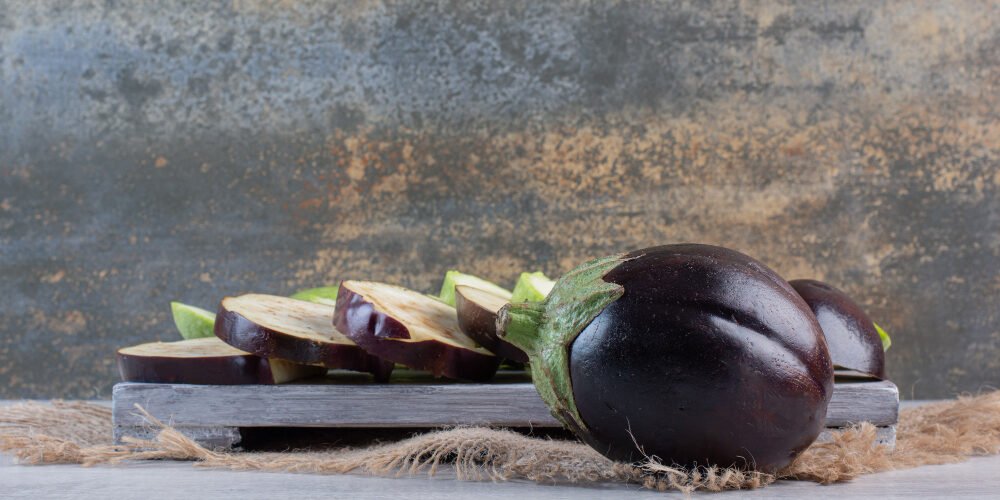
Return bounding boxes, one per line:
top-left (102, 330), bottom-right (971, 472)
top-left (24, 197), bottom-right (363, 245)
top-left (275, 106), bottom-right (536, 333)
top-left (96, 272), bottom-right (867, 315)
top-left (112, 379), bottom-right (898, 430)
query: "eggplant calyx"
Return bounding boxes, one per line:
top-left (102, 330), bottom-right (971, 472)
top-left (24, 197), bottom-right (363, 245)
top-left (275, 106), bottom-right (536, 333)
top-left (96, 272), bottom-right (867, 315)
top-left (874, 322), bottom-right (892, 351)
top-left (497, 252), bottom-right (632, 436)
top-left (496, 301), bottom-right (545, 354)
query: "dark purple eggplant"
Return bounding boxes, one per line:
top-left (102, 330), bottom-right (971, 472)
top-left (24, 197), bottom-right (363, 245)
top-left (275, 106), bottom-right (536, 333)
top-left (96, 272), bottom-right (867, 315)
top-left (454, 285), bottom-right (527, 363)
top-left (216, 294), bottom-right (393, 382)
top-left (334, 280), bottom-right (501, 381)
top-left (497, 244), bottom-right (833, 473)
top-left (790, 279), bottom-right (886, 379)
top-left (117, 337), bottom-right (325, 384)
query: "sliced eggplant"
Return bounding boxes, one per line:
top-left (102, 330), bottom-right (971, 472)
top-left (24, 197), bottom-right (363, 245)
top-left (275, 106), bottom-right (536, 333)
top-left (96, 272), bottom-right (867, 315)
top-left (216, 294), bottom-right (393, 382)
top-left (874, 322), bottom-right (892, 351)
top-left (437, 270), bottom-right (512, 307)
top-left (454, 285), bottom-right (527, 363)
top-left (335, 280), bottom-right (501, 381)
top-left (117, 337), bottom-right (325, 384)
top-left (289, 286), bottom-right (339, 306)
top-left (510, 271), bottom-right (555, 303)
top-left (170, 301), bottom-right (217, 340)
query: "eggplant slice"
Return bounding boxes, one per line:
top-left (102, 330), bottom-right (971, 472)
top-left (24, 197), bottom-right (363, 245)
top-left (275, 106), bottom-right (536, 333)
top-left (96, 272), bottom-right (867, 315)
top-left (335, 280), bottom-right (501, 381)
top-left (117, 337), bottom-right (325, 384)
top-left (437, 270), bottom-right (512, 307)
top-left (510, 271), bottom-right (556, 303)
top-left (289, 286), bottom-right (340, 306)
top-left (455, 285), bottom-right (527, 363)
top-left (216, 294), bottom-right (393, 382)
top-left (170, 301), bottom-right (217, 340)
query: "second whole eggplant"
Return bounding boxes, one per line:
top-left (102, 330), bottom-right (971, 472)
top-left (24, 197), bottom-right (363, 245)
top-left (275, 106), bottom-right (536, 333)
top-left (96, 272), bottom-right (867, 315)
top-left (790, 279), bottom-right (889, 379)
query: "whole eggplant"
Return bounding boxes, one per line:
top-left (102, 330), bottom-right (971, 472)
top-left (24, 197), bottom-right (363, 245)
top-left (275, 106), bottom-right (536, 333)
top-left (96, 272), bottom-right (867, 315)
top-left (790, 279), bottom-right (888, 379)
top-left (498, 244), bottom-right (833, 473)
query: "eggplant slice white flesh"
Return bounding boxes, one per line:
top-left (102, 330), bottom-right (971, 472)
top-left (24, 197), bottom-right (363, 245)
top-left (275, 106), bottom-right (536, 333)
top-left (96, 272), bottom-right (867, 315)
top-left (454, 285), bottom-right (528, 363)
top-left (510, 271), bottom-right (556, 303)
top-left (437, 270), bottom-right (513, 307)
top-left (117, 337), bottom-right (325, 384)
top-left (335, 280), bottom-right (501, 381)
top-left (216, 293), bottom-right (393, 382)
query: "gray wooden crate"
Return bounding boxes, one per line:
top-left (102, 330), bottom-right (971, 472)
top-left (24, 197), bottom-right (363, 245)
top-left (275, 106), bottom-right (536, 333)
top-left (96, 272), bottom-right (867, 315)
top-left (112, 372), bottom-right (898, 450)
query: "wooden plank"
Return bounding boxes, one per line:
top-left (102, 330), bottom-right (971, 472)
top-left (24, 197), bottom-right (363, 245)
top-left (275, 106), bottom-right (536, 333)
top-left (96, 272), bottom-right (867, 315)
top-left (818, 425), bottom-right (895, 449)
top-left (113, 425), bottom-right (240, 450)
top-left (113, 382), bottom-right (558, 429)
top-left (827, 380), bottom-right (899, 427)
top-left (112, 379), bottom-right (898, 430)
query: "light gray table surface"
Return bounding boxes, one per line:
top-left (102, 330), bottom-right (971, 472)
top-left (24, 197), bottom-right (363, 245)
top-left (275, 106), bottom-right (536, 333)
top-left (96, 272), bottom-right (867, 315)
top-left (3, 401), bottom-right (999, 499)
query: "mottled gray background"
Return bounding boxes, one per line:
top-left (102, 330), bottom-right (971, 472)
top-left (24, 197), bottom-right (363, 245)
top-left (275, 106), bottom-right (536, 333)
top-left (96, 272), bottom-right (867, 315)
top-left (1, 1), bottom-right (997, 399)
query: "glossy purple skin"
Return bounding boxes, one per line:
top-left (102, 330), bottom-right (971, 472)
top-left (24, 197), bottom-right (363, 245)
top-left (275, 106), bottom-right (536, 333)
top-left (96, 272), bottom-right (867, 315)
top-left (334, 283), bottom-right (501, 382)
top-left (569, 244), bottom-right (833, 472)
top-left (790, 279), bottom-right (885, 379)
top-left (116, 350), bottom-right (322, 385)
top-left (454, 287), bottom-right (529, 363)
top-left (215, 303), bottom-right (394, 382)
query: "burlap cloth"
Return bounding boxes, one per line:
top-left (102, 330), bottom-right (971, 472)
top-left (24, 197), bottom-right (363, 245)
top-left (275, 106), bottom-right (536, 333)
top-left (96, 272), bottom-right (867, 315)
top-left (2, 391), bottom-right (999, 493)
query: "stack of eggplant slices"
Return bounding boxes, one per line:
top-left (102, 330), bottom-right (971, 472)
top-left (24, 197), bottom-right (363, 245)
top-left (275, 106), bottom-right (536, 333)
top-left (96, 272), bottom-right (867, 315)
top-left (116, 271), bottom-right (556, 385)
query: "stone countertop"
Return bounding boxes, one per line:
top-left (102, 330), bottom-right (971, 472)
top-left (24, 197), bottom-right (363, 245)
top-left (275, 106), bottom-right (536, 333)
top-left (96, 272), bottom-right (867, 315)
top-left (3, 400), bottom-right (998, 499)
top-left (3, 453), bottom-right (1000, 499)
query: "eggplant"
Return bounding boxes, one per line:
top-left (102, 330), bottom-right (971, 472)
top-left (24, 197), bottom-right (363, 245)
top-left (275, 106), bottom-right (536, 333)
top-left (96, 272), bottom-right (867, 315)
top-left (497, 244), bottom-right (833, 472)
top-left (875, 322), bottom-right (891, 350)
top-left (170, 301), bottom-right (216, 339)
top-left (454, 285), bottom-right (527, 363)
top-left (216, 294), bottom-right (393, 382)
top-left (117, 337), bottom-right (325, 384)
top-left (335, 280), bottom-right (501, 381)
top-left (289, 286), bottom-right (340, 306)
top-left (510, 271), bottom-right (555, 303)
top-left (790, 279), bottom-right (888, 379)
top-left (437, 270), bottom-right (512, 307)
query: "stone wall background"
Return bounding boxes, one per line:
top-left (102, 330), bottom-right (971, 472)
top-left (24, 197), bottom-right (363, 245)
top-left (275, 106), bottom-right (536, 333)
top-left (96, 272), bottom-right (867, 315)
top-left (1, 1), bottom-right (997, 398)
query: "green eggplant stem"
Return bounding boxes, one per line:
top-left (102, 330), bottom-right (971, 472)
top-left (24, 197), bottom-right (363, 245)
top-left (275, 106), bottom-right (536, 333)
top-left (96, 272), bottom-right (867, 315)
top-left (497, 301), bottom-right (546, 355)
top-left (493, 252), bottom-right (631, 436)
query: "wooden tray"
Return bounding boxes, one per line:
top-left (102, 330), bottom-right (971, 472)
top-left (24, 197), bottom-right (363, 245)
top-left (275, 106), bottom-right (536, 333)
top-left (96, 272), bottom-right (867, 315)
top-left (113, 371), bottom-right (899, 450)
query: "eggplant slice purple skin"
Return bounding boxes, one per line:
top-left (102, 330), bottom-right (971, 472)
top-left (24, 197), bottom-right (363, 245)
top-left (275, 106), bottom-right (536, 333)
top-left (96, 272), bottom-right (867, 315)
top-left (790, 279), bottom-right (886, 379)
top-left (334, 281), bottom-right (501, 382)
top-left (454, 285), bottom-right (528, 363)
top-left (117, 337), bottom-right (326, 385)
top-left (216, 294), bottom-right (393, 382)
top-left (500, 244), bottom-right (834, 473)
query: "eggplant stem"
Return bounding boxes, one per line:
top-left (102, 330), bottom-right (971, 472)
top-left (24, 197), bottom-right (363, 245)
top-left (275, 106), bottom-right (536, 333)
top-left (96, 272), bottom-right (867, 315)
top-left (497, 301), bottom-right (546, 354)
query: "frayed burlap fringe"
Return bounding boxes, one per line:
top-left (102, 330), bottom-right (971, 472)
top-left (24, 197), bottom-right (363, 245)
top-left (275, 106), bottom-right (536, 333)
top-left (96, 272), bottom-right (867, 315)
top-left (3, 391), bottom-right (1000, 493)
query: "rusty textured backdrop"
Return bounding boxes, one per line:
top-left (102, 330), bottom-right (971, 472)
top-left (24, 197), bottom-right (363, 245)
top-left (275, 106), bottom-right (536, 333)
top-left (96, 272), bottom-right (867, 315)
top-left (1, 1), bottom-right (998, 399)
